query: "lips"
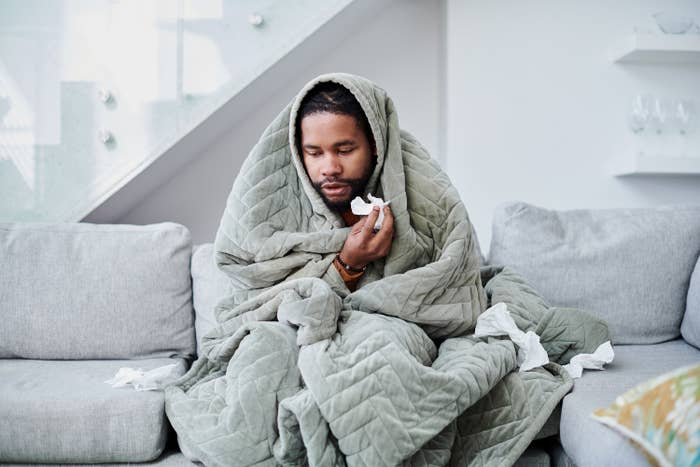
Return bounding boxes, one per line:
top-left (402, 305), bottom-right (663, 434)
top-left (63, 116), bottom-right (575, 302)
top-left (322, 183), bottom-right (350, 196)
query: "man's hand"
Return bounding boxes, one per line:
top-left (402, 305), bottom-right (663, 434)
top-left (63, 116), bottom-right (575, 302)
top-left (339, 205), bottom-right (394, 269)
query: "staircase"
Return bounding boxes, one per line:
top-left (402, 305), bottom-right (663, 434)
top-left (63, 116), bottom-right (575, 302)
top-left (0, 0), bottom-right (367, 222)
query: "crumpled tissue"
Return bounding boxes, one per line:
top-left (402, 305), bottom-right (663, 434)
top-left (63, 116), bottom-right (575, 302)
top-left (475, 302), bottom-right (615, 377)
top-left (104, 363), bottom-right (177, 391)
top-left (562, 341), bottom-right (614, 379)
top-left (350, 193), bottom-right (390, 230)
top-left (475, 302), bottom-right (549, 372)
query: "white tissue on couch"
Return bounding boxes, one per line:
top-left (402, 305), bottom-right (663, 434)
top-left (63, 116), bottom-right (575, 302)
top-left (562, 341), bottom-right (614, 379)
top-left (474, 302), bottom-right (549, 372)
top-left (475, 302), bottom-right (615, 378)
top-left (105, 363), bottom-right (177, 391)
top-left (350, 193), bottom-right (390, 230)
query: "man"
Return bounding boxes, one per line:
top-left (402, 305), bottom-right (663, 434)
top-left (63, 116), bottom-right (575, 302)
top-left (165, 73), bottom-right (591, 467)
top-left (206, 72), bottom-right (487, 313)
top-left (295, 82), bottom-right (394, 291)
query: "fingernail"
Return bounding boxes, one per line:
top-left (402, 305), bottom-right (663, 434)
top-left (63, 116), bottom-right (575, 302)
top-left (373, 206), bottom-right (380, 211)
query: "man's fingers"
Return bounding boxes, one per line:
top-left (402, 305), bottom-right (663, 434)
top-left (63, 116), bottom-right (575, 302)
top-left (352, 215), bottom-right (368, 233)
top-left (362, 207), bottom-right (380, 235)
top-left (374, 206), bottom-right (394, 236)
top-left (371, 206), bottom-right (394, 248)
top-left (373, 222), bottom-right (393, 245)
top-left (381, 206), bottom-right (394, 233)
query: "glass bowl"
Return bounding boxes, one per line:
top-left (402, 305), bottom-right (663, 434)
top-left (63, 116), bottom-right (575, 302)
top-left (652, 12), bottom-right (695, 34)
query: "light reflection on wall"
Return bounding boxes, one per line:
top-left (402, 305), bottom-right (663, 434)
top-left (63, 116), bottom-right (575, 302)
top-left (0, 57), bottom-right (36, 191)
top-left (0, 0), bottom-right (352, 221)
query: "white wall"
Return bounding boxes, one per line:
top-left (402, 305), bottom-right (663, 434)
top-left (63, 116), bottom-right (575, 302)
top-left (446, 0), bottom-right (700, 257)
top-left (118, 0), bottom-right (445, 243)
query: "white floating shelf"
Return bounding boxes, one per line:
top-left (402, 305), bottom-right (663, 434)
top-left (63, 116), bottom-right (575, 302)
top-left (609, 33), bottom-right (700, 63)
top-left (610, 153), bottom-right (700, 176)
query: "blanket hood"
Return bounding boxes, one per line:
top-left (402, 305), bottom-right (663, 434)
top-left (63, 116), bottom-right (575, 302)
top-left (214, 72), bottom-right (413, 266)
top-left (288, 73), bottom-right (397, 224)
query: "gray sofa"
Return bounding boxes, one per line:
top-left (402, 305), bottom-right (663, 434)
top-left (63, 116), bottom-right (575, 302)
top-left (486, 202), bottom-right (700, 467)
top-left (1, 201), bottom-right (698, 466)
top-left (0, 223), bottom-right (197, 465)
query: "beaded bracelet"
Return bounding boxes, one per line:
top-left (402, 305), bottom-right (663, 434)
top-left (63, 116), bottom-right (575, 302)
top-left (335, 254), bottom-right (367, 274)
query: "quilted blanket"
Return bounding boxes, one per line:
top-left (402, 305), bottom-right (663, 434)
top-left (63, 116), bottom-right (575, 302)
top-left (164, 73), bottom-right (610, 466)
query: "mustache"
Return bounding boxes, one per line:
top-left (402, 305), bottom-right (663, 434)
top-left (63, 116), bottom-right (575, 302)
top-left (310, 173), bottom-right (372, 210)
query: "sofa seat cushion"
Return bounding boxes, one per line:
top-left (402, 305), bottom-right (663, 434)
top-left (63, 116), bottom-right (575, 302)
top-left (0, 447), bottom-right (199, 467)
top-left (0, 448), bottom-right (198, 467)
top-left (0, 358), bottom-right (187, 463)
top-left (559, 340), bottom-right (700, 467)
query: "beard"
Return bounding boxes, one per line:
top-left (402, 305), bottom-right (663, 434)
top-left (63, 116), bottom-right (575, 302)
top-left (311, 173), bottom-right (371, 211)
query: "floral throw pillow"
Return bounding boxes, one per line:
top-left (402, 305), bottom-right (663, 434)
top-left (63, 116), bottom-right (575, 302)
top-left (592, 364), bottom-right (700, 467)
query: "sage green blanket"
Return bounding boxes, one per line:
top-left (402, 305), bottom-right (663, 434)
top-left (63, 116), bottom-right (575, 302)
top-left (164, 73), bottom-right (609, 466)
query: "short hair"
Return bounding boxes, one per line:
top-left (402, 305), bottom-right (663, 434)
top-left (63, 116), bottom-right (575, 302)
top-left (295, 82), bottom-right (375, 151)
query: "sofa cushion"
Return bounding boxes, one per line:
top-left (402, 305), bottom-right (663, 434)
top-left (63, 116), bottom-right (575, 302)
top-left (559, 340), bottom-right (700, 467)
top-left (0, 358), bottom-right (187, 463)
top-left (681, 254), bottom-right (700, 349)
top-left (191, 243), bottom-right (235, 356)
top-left (488, 202), bottom-right (700, 344)
top-left (0, 222), bottom-right (196, 360)
top-left (0, 449), bottom-right (199, 467)
top-left (0, 447), bottom-right (198, 467)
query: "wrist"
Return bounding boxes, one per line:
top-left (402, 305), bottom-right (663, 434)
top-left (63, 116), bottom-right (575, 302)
top-left (335, 253), bottom-right (367, 274)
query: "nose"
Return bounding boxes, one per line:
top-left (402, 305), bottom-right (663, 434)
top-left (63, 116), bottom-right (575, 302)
top-left (320, 155), bottom-right (342, 178)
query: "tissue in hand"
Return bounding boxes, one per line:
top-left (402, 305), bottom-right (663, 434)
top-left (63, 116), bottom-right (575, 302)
top-left (105, 363), bottom-right (177, 391)
top-left (350, 193), bottom-right (390, 230)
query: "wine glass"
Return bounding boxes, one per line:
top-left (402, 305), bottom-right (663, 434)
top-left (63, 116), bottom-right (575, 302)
top-left (628, 94), bottom-right (651, 134)
top-left (652, 12), bottom-right (695, 34)
top-left (648, 97), bottom-right (669, 134)
top-left (671, 99), bottom-right (694, 135)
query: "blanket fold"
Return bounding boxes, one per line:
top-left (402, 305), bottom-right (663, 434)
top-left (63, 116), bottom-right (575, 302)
top-left (164, 73), bottom-right (609, 466)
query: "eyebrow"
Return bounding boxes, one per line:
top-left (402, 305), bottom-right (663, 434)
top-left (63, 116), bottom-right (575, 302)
top-left (303, 140), bottom-right (357, 150)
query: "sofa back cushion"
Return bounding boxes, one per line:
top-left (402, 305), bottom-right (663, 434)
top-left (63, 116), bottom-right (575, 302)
top-left (681, 255), bottom-right (700, 349)
top-left (0, 222), bottom-right (195, 360)
top-left (488, 202), bottom-right (700, 344)
top-left (191, 243), bottom-right (234, 356)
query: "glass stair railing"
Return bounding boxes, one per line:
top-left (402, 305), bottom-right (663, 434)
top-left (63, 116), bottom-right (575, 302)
top-left (0, 0), bottom-right (354, 222)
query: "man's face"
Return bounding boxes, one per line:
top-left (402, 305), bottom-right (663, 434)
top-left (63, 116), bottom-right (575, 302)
top-left (300, 112), bottom-right (375, 211)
